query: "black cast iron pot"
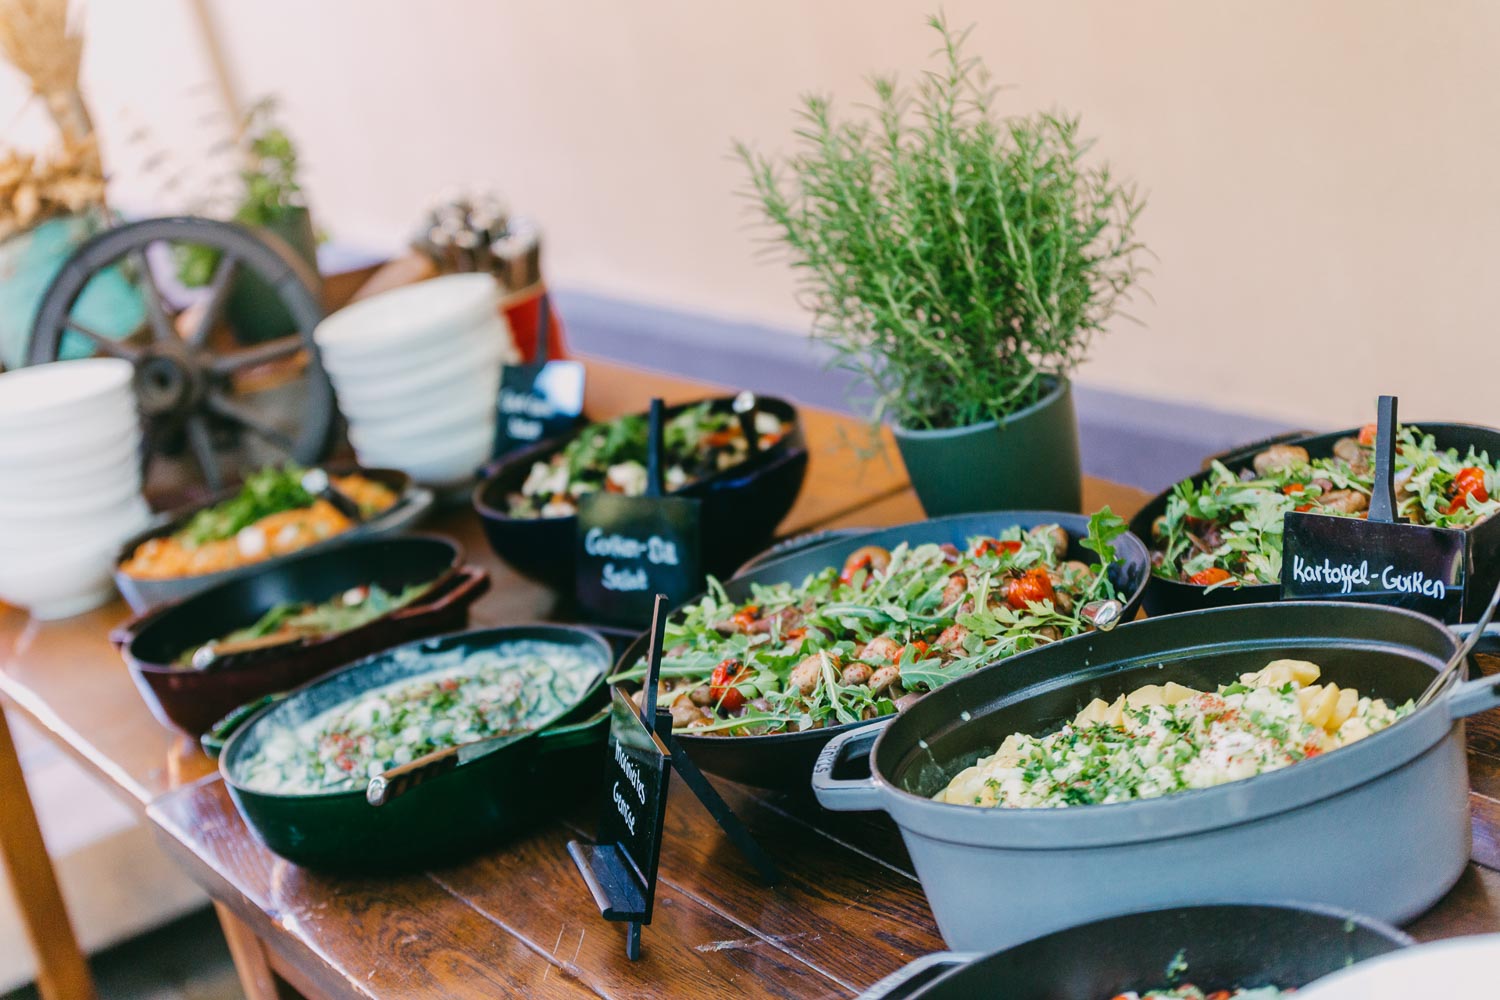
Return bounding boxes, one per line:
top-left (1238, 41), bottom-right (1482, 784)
top-left (1132, 423), bottom-right (1500, 619)
top-left (217, 624), bottom-right (613, 872)
top-left (859, 903), bottom-right (1411, 1000)
top-left (616, 511), bottom-right (1151, 792)
top-left (815, 601), bottom-right (1500, 952)
top-left (113, 534), bottom-right (489, 735)
top-left (471, 395), bottom-right (808, 590)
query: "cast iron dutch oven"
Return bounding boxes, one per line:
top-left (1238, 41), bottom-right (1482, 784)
top-left (1131, 422), bottom-right (1500, 619)
top-left (114, 467), bottom-right (436, 612)
top-left (814, 600), bottom-right (1500, 953)
top-left (113, 534), bottom-right (490, 735)
top-left (858, 903), bottom-right (1411, 1000)
top-left (616, 511), bottom-right (1151, 792)
top-left (472, 395), bottom-right (808, 590)
top-left (216, 624), bottom-right (613, 872)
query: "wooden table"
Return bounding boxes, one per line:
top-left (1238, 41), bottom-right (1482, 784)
top-left (3, 358), bottom-right (1499, 1000)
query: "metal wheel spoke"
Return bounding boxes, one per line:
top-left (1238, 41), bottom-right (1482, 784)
top-left (188, 254), bottom-right (240, 347)
top-left (206, 393), bottom-right (295, 453)
top-left (185, 415), bottom-right (223, 493)
top-left (210, 336), bottom-right (304, 374)
top-left (130, 247), bottom-right (178, 343)
top-left (64, 319), bottom-right (141, 362)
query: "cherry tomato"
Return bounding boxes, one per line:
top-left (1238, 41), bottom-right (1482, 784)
top-left (1282, 483), bottom-right (1305, 495)
top-left (1358, 423), bottom-right (1378, 446)
top-left (1188, 567), bottom-right (1235, 587)
top-left (704, 429), bottom-right (738, 448)
top-left (1005, 568), bottom-right (1056, 609)
top-left (1294, 503), bottom-right (1314, 513)
top-left (902, 640), bottom-right (929, 661)
top-left (1445, 466), bottom-right (1490, 515)
top-left (709, 658), bottom-right (749, 712)
top-left (973, 538), bottom-right (1023, 558)
top-left (731, 604), bottom-right (760, 628)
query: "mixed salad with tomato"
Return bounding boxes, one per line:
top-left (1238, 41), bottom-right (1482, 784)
top-left (1152, 424), bottom-right (1499, 589)
top-left (1110, 987), bottom-right (1287, 999)
top-left (507, 401), bottom-right (788, 518)
top-left (608, 511), bottom-right (1128, 737)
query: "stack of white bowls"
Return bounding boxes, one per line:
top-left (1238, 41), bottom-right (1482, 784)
top-left (315, 274), bottom-right (516, 488)
top-left (0, 358), bottom-right (150, 619)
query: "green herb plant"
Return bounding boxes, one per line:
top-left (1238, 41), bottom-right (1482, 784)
top-left (176, 97), bottom-right (306, 287)
top-left (737, 13), bottom-right (1147, 430)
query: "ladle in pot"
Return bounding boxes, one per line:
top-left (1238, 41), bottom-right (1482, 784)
top-left (1417, 575), bottom-right (1500, 708)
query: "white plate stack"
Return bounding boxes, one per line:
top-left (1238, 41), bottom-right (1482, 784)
top-left (315, 274), bottom-right (517, 489)
top-left (0, 358), bottom-right (151, 619)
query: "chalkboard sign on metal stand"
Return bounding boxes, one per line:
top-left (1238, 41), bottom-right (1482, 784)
top-left (491, 292), bottom-right (587, 458)
top-left (574, 399), bottom-right (703, 628)
top-left (1282, 395), bottom-right (1468, 621)
top-left (567, 594), bottom-right (780, 961)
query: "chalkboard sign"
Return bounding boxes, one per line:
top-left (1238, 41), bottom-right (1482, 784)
top-left (492, 359), bottom-right (586, 457)
top-left (1281, 395), bottom-right (1468, 622)
top-left (491, 293), bottom-right (586, 457)
top-left (574, 398), bottom-right (702, 627)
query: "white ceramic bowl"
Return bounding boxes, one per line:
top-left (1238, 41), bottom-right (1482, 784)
top-left (0, 358), bottom-right (134, 431)
top-left (0, 500), bottom-right (151, 619)
top-left (341, 367), bottom-right (502, 435)
top-left (327, 331), bottom-right (505, 407)
top-left (0, 496), bottom-right (151, 554)
top-left (320, 315), bottom-right (510, 382)
top-left (314, 274), bottom-right (502, 361)
top-left (0, 423), bottom-right (140, 474)
top-left (1, 447), bottom-right (140, 500)
top-left (332, 350), bottom-right (504, 426)
top-left (351, 420), bottom-right (494, 487)
top-left (0, 474), bottom-right (141, 522)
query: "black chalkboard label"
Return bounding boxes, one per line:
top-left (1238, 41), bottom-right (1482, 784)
top-left (575, 493), bottom-right (702, 627)
top-left (599, 687), bottom-right (672, 910)
top-left (1281, 512), bottom-right (1467, 622)
top-left (491, 360), bottom-right (586, 458)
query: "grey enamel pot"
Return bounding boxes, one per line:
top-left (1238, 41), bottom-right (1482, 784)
top-left (813, 601), bottom-right (1500, 953)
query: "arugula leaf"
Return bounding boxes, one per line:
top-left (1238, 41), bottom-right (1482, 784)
top-left (1079, 507), bottom-right (1129, 565)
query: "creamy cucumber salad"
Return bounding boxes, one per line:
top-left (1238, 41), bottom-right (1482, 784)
top-left (938, 659), bottom-right (1409, 809)
top-left (239, 642), bottom-right (600, 795)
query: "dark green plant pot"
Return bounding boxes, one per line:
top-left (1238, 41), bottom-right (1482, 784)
top-left (225, 206), bottom-right (321, 344)
top-left (892, 376), bottom-right (1082, 516)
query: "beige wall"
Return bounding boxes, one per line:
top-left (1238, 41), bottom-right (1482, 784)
top-left (10, 1), bottom-right (1500, 428)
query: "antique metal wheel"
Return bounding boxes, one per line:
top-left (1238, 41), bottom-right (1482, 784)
top-left (26, 217), bottom-right (335, 502)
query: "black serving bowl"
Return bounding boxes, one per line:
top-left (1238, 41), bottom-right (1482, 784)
top-left (113, 534), bottom-right (489, 735)
top-left (472, 395), bottom-right (808, 590)
top-left (1131, 422), bottom-right (1500, 620)
top-left (859, 903), bottom-right (1411, 1000)
top-left (114, 467), bottom-right (435, 612)
top-left (614, 511), bottom-right (1151, 792)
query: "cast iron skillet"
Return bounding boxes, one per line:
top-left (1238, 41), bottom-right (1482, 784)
top-left (859, 903), bottom-right (1411, 1000)
top-left (615, 511), bottom-right (1151, 792)
top-left (1131, 422), bottom-right (1500, 619)
top-left (114, 466), bottom-right (436, 612)
top-left (217, 624), bottom-right (613, 873)
top-left (815, 601), bottom-right (1500, 951)
top-left (113, 534), bottom-right (490, 735)
top-left (471, 395), bottom-right (808, 590)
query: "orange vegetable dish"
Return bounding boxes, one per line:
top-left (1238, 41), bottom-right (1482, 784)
top-left (120, 472), bottom-right (398, 580)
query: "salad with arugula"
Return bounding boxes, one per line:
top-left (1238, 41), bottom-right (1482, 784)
top-left (507, 401), bottom-right (788, 518)
top-left (608, 511), bottom-right (1129, 736)
top-left (1153, 424), bottom-right (1498, 590)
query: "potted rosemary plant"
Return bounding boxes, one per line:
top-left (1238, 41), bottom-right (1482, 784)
top-left (738, 15), bottom-right (1146, 515)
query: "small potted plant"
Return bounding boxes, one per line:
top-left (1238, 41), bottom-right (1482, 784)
top-left (176, 97), bottom-right (320, 343)
top-left (738, 14), bottom-right (1147, 515)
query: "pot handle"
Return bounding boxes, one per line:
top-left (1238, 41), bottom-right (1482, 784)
top-left (859, 952), bottom-right (979, 1000)
top-left (199, 693), bottom-right (287, 758)
top-left (811, 721), bottom-right (887, 813)
top-left (535, 704), bottom-right (611, 753)
top-left (1444, 622), bottom-right (1500, 720)
top-left (390, 565), bottom-right (491, 621)
top-left (1201, 429), bottom-right (1316, 470)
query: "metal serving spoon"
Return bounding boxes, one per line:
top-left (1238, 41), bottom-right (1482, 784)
top-left (1080, 599), bottom-right (1125, 632)
top-left (733, 390), bottom-right (760, 455)
top-left (1417, 575), bottom-right (1500, 708)
top-left (300, 468), bottom-right (364, 523)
